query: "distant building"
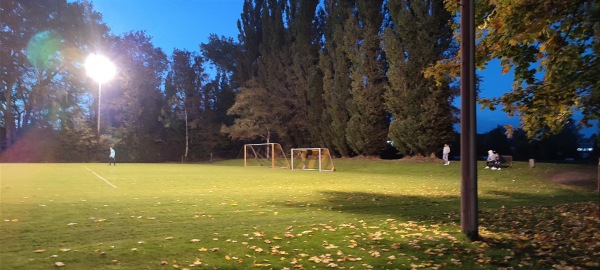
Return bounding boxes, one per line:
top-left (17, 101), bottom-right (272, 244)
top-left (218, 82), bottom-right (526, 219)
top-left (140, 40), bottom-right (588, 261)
top-left (577, 143), bottom-right (594, 159)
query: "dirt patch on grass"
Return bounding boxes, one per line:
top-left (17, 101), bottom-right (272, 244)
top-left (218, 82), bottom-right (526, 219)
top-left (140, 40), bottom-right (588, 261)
top-left (549, 167), bottom-right (598, 190)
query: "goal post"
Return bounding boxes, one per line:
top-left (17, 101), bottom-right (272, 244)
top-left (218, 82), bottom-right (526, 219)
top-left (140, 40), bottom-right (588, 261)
top-left (290, 148), bottom-right (335, 172)
top-left (243, 143), bottom-right (290, 169)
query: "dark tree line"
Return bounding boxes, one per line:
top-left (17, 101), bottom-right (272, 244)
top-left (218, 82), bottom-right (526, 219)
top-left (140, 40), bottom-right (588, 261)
top-left (0, 0), bottom-right (597, 162)
top-left (222, 0), bottom-right (457, 158)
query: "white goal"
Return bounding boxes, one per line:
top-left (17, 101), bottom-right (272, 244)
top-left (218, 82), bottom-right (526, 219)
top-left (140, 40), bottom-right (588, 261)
top-left (243, 143), bottom-right (290, 169)
top-left (290, 148), bottom-right (335, 172)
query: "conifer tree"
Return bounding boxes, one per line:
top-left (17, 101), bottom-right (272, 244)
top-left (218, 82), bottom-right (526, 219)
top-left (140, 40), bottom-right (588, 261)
top-left (286, 0), bottom-right (321, 147)
top-left (237, 0), bottom-right (264, 83)
top-left (343, 0), bottom-right (389, 156)
top-left (231, 0), bottom-right (320, 148)
top-left (383, 0), bottom-right (456, 157)
top-left (318, 0), bottom-right (355, 157)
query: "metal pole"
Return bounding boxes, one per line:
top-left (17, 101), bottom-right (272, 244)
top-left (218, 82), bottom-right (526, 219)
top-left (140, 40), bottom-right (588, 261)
top-left (96, 83), bottom-right (102, 162)
top-left (318, 148), bottom-right (322, 172)
top-left (97, 83), bottom-right (102, 136)
top-left (271, 143), bottom-right (275, 168)
top-left (460, 0), bottom-right (478, 241)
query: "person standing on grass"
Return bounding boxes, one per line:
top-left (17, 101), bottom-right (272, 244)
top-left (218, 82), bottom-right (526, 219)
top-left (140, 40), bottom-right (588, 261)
top-left (109, 146), bottom-right (116, 166)
top-left (443, 144), bottom-right (451, 165)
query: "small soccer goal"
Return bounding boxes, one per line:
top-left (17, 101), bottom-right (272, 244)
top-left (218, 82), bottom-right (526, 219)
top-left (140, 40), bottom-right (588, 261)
top-left (243, 143), bottom-right (290, 169)
top-left (290, 148), bottom-right (335, 172)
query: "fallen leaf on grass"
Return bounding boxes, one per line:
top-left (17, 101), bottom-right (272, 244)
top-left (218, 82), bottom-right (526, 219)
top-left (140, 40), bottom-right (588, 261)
top-left (33, 249), bottom-right (45, 253)
top-left (54, 262), bottom-right (65, 267)
top-left (323, 244), bottom-right (338, 249)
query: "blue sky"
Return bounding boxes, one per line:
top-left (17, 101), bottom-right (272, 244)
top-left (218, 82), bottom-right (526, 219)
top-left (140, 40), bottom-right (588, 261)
top-left (89, 0), bottom-right (594, 136)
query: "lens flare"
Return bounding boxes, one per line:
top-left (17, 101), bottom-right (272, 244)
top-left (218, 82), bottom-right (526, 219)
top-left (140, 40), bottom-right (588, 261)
top-left (26, 30), bottom-right (63, 69)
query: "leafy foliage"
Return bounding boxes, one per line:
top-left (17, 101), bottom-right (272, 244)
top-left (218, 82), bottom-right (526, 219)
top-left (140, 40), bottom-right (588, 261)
top-left (439, 0), bottom-right (599, 139)
top-left (0, 0), bottom-right (108, 147)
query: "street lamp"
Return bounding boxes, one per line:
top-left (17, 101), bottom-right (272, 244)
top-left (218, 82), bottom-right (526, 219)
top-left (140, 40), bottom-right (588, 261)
top-left (85, 53), bottom-right (116, 137)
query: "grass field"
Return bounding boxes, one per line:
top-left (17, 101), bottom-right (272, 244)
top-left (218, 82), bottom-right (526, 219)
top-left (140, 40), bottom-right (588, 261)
top-left (1, 160), bottom-right (598, 269)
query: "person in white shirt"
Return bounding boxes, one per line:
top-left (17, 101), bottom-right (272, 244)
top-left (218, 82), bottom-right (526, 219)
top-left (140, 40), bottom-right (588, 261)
top-left (109, 146), bottom-right (116, 166)
top-left (442, 144), bottom-right (451, 165)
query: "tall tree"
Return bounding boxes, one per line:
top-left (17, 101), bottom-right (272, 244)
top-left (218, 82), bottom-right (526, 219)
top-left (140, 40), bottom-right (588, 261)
top-left (0, 0), bottom-right (108, 148)
top-left (284, 0), bottom-right (321, 147)
top-left (343, 0), bottom-right (389, 156)
top-left (200, 72), bottom-right (237, 158)
top-left (254, 0), bottom-right (299, 146)
top-left (200, 35), bottom-right (242, 127)
top-left (221, 78), bottom-right (276, 143)
top-left (230, 0), bottom-right (320, 148)
top-left (164, 49), bottom-right (206, 160)
top-left (237, 0), bottom-right (265, 83)
top-left (318, 0), bottom-right (355, 157)
top-left (383, 0), bottom-right (456, 157)
top-left (109, 31), bottom-right (168, 162)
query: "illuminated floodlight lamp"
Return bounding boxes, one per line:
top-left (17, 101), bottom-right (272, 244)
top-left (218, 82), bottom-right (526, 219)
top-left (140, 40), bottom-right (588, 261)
top-left (85, 53), bottom-right (116, 84)
top-left (85, 54), bottom-right (116, 136)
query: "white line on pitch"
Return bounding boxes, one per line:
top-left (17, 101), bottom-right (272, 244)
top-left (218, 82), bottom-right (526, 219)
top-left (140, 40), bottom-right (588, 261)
top-left (83, 166), bottom-right (118, 188)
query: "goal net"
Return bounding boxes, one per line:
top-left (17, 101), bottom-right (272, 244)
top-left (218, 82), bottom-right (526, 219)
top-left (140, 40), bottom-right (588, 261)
top-left (290, 148), bottom-right (335, 172)
top-left (243, 143), bottom-right (290, 169)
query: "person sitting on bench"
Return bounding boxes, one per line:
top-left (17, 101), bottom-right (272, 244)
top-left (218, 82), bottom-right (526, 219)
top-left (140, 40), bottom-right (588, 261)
top-left (485, 150), bottom-right (502, 170)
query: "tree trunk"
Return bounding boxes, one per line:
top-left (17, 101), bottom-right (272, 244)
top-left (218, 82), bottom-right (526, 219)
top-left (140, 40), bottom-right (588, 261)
top-left (2, 86), bottom-right (16, 147)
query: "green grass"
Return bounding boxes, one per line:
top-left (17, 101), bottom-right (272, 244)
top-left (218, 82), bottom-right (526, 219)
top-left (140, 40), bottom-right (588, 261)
top-left (1, 160), bottom-right (597, 269)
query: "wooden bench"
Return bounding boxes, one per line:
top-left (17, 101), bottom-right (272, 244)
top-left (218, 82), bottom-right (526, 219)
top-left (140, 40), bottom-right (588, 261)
top-left (501, 155), bottom-right (513, 167)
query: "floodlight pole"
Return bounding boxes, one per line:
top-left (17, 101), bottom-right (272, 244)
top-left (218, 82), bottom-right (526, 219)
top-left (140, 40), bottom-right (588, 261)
top-left (460, 0), bottom-right (479, 241)
top-left (85, 53), bottom-right (116, 161)
top-left (97, 82), bottom-right (102, 137)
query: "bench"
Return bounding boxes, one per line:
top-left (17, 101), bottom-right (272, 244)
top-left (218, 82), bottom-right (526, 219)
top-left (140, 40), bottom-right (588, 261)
top-left (501, 155), bottom-right (513, 167)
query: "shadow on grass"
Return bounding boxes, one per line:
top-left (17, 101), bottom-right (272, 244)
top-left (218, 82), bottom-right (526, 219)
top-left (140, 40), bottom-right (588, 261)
top-left (276, 189), bottom-right (598, 269)
top-left (281, 187), bottom-right (596, 222)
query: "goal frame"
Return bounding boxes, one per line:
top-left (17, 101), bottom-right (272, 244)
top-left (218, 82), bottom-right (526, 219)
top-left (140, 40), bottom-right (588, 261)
top-left (290, 148), bottom-right (335, 172)
top-left (243, 143), bottom-right (290, 169)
